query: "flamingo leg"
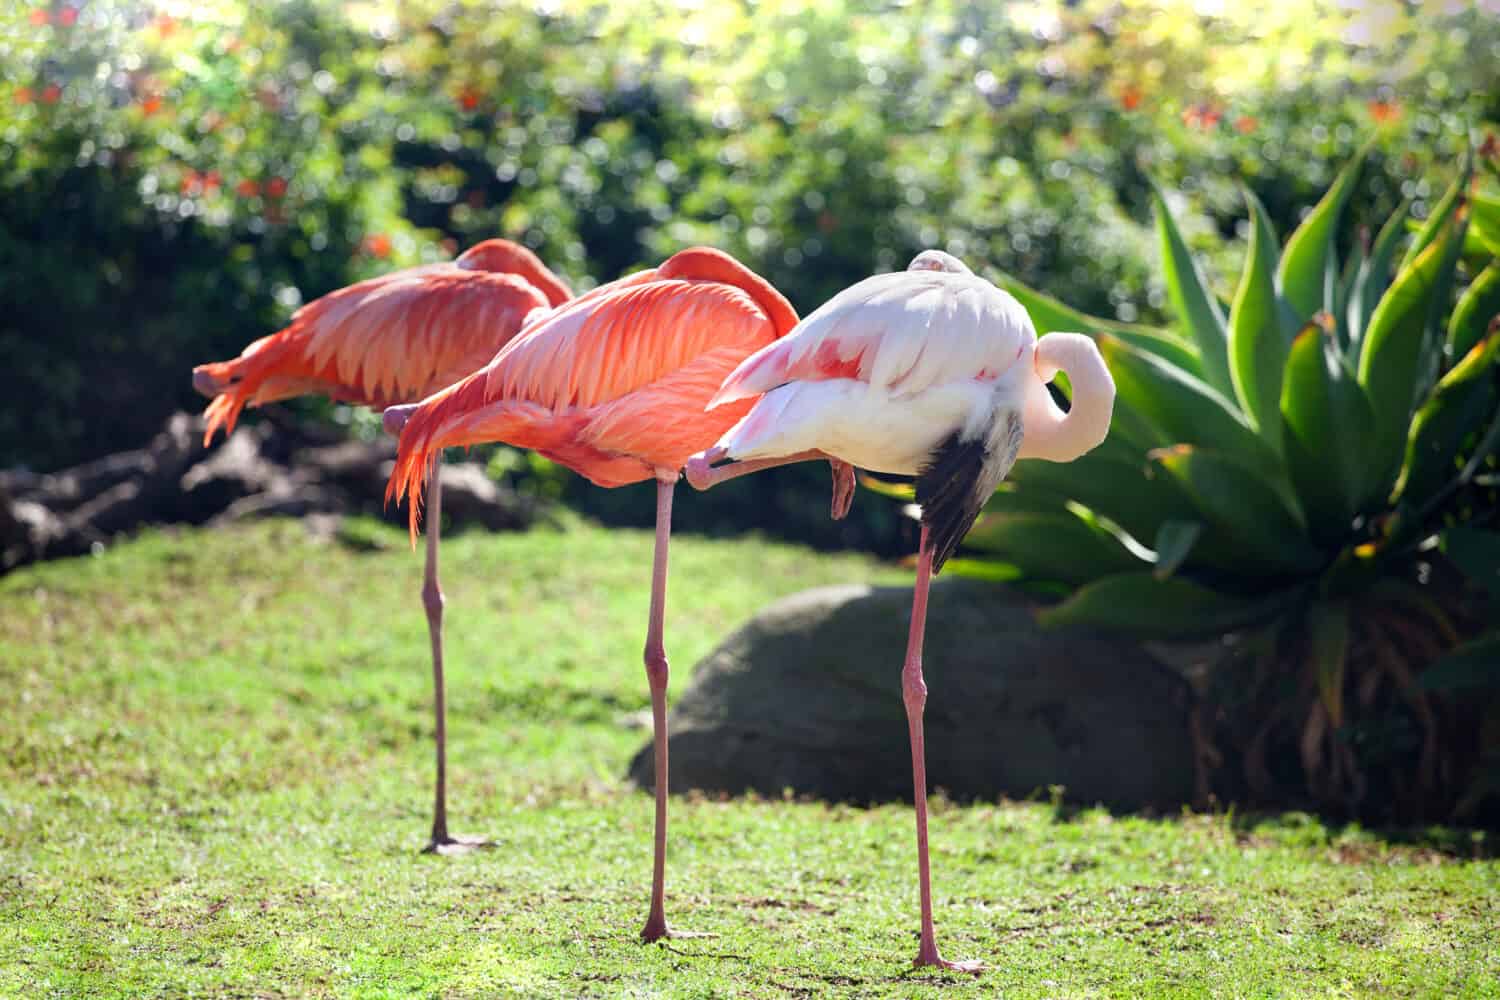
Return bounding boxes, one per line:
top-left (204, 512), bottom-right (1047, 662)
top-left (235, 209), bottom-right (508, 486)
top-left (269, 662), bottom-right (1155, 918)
top-left (641, 476), bottom-right (681, 942)
top-left (903, 527), bottom-right (983, 973)
top-left (420, 454), bottom-right (489, 855)
top-left (684, 447), bottom-right (856, 520)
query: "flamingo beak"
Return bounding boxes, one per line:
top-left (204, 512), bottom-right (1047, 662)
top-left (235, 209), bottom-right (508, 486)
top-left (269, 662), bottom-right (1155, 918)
top-left (382, 404), bottom-right (418, 436)
top-left (192, 367), bottom-right (222, 398)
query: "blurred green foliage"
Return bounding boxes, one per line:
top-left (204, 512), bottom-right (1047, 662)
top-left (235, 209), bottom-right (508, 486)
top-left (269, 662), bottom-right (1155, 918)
top-left (0, 0), bottom-right (1494, 553)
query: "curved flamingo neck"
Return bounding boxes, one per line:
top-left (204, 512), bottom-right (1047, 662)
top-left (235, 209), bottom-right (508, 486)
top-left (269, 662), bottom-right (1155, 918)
top-left (457, 239), bottom-right (573, 307)
top-left (1017, 332), bottom-right (1115, 463)
top-left (657, 247), bottom-right (799, 338)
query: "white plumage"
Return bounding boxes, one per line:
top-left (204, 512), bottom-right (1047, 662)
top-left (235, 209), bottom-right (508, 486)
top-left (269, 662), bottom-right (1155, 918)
top-left (711, 252), bottom-right (1038, 476)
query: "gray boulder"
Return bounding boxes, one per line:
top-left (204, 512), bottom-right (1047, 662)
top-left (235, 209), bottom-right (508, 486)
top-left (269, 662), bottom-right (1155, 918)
top-left (629, 579), bottom-right (1197, 810)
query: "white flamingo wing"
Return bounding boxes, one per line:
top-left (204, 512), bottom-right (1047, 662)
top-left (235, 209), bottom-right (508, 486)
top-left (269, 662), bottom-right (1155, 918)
top-left (710, 269), bottom-right (1036, 407)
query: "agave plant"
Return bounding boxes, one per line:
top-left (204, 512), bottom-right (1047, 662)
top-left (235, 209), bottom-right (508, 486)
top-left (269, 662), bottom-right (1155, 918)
top-left (942, 145), bottom-right (1500, 821)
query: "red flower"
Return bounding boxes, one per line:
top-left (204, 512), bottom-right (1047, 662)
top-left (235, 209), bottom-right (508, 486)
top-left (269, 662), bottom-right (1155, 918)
top-left (266, 177), bottom-right (288, 198)
top-left (1233, 115), bottom-right (1258, 134)
top-left (40, 84), bottom-right (61, 104)
top-left (362, 234), bottom-right (392, 259)
top-left (236, 178), bottom-right (260, 198)
top-left (28, 9), bottom-right (48, 25)
top-left (141, 95), bottom-right (163, 115)
top-left (13, 87), bottom-right (33, 105)
top-left (58, 7), bottom-right (77, 26)
top-left (1368, 99), bottom-right (1401, 124)
top-left (203, 170), bottom-right (222, 192)
top-left (1181, 102), bottom-right (1222, 131)
top-left (459, 87), bottom-right (480, 112)
top-left (180, 170), bottom-right (202, 194)
top-left (1118, 85), bottom-right (1143, 112)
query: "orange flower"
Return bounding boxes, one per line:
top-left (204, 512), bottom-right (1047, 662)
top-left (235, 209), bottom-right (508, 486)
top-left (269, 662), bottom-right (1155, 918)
top-left (362, 234), bottom-right (392, 259)
top-left (13, 87), bottom-right (33, 105)
top-left (1118, 85), bottom-right (1143, 112)
top-left (203, 170), bottom-right (222, 192)
top-left (1233, 115), bottom-right (1257, 134)
top-left (180, 170), bottom-right (202, 194)
top-left (141, 95), bottom-right (162, 115)
top-left (266, 177), bottom-right (288, 198)
top-left (1368, 99), bottom-right (1401, 124)
top-left (40, 84), bottom-right (60, 104)
top-left (1181, 102), bottom-right (1222, 130)
top-left (154, 14), bottom-right (176, 37)
top-left (28, 9), bottom-right (48, 25)
top-left (236, 178), bottom-right (260, 197)
top-left (459, 87), bottom-right (480, 112)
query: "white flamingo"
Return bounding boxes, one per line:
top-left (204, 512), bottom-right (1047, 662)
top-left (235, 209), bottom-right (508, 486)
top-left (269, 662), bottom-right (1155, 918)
top-left (686, 249), bottom-right (1116, 971)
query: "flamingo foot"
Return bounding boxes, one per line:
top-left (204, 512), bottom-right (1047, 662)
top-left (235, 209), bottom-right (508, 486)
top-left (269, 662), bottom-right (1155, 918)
top-left (640, 916), bottom-right (715, 943)
top-left (421, 833), bottom-right (494, 856)
top-left (912, 953), bottom-right (984, 977)
top-left (913, 942), bottom-right (985, 974)
top-left (830, 459), bottom-right (855, 520)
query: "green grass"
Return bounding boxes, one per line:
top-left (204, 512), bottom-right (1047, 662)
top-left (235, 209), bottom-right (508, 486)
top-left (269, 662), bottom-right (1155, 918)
top-left (1, 517), bottom-right (1496, 998)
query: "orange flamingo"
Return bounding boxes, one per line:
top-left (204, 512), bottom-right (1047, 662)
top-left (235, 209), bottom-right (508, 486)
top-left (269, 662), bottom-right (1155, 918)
top-left (191, 238), bottom-right (572, 854)
top-left (383, 246), bottom-right (845, 940)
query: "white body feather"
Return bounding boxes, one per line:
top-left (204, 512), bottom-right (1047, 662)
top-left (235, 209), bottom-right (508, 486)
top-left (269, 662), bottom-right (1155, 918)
top-left (712, 261), bottom-right (1037, 472)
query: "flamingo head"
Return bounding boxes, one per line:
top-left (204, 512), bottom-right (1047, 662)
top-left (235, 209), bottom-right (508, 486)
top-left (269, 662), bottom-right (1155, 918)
top-left (907, 250), bottom-right (971, 275)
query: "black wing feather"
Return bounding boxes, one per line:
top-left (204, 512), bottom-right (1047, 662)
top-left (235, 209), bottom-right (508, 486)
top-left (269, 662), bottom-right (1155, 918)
top-left (915, 409), bottom-right (1023, 573)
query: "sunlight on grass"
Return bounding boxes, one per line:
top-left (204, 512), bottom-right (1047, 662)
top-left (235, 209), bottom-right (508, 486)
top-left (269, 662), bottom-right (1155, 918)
top-left (1, 519), bottom-right (1495, 996)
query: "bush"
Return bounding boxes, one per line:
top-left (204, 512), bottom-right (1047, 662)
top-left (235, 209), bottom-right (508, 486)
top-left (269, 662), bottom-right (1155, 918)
top-left (944, 145), bottom-right (1500, 824)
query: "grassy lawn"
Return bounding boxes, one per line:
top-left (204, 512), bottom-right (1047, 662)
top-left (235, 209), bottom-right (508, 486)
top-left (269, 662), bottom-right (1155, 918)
top-left (1, 517), bottom-right (1496, 998)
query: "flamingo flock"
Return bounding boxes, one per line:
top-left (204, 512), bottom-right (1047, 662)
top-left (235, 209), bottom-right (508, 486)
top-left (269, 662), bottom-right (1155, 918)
top-left (193, 238), bottom-right (1114, 971)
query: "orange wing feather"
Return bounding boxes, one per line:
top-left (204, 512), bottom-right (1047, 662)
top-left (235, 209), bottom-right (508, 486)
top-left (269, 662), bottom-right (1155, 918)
top-left (193, 264), bottom-right (555, 446)
top-left (386, 248), bottom-right (797, 541)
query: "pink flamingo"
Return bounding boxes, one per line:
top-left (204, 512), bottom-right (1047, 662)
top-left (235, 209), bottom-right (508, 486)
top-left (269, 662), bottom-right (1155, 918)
top-left (191, 238), bottom-right (572, 854)
top-left (382, 246), bottom-right (846, 941)
top-left (686, 249), bottom-right (1115, 971)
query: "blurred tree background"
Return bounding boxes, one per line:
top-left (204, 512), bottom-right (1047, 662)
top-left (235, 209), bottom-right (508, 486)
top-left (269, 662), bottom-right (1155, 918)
top-left (1, 0), bottom-right (1495, 551)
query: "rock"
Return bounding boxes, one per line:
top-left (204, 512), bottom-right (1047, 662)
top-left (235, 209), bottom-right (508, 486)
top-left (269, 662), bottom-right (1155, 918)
top-left (628, 578), bottom-right (1197, 810)
top-left (211, 484), bottom-right (350, 524)
top-left (428, 461), bottom-right (532, 532)
top-left (0, 486), bottom-right (64, 569)
top-left (177, 429), bottom-right (288, 522)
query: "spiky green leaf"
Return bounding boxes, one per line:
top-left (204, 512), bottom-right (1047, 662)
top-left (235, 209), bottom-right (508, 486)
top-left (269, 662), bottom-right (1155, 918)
top-left (1399, 152), bottom-right (1471, 272)
top-left (1150, 445), bottom-right (1319, 573)
top-left (1151, 520), bottom-right (1202, 580)
top-left (1448, 261), bottom-right (1500, 361)
top-left (1228, 186), bottom-right (1292, 445)
top-left (1347, 203), bottom-right (1411, 355)
top-left (1097, 334), bottom-right (1278, 473)
top-left (1394, 335), bottom-right (1500, 507)
top-left (1357, 210), bottom-right (1470, 495)
top-left (1306, 600), bottom-right (1351, 728)
top-left (1151, 185), bottom-right (1234, 397)
top-left (995, 272), bottom-right (1204, 376)
top-left (1280, 141), bottom-right (1369, 320)
top-left (1037, 572), bottom-right (1297, 637)
top-left (1281, 322), bottom-right (1377, 538)
top-left (962, 511), bottom-right (1141, 584)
